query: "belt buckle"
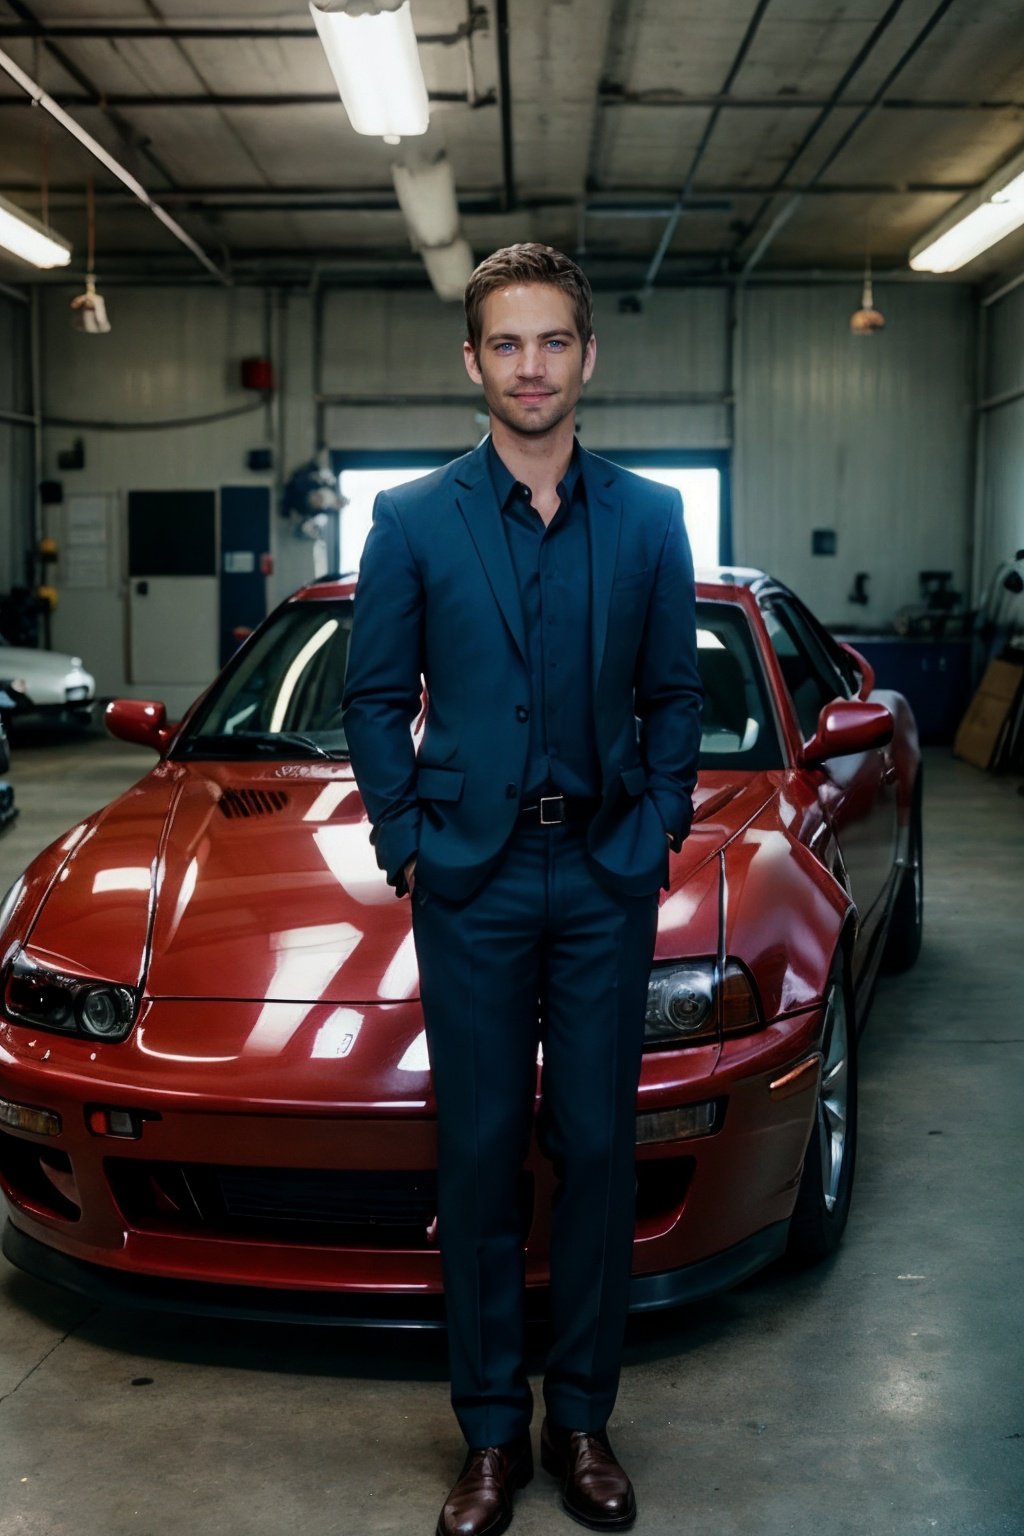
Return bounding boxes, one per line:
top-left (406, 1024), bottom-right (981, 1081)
top-left (539, 795), bottom-right (565, 825)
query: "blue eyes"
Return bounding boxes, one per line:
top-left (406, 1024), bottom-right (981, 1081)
top-left (494, 340), bottom-right (568, 354)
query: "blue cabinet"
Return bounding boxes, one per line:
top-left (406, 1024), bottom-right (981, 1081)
top-left (832, 635), bottom-right (972, 744)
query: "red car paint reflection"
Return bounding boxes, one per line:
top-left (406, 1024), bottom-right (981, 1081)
top-left (0, 571), bottom-right (921, 1322)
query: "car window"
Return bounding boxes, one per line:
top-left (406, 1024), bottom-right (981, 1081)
top-left (695, 601), bottom-right (782, 770)
top-left (177, 600), bottom-right (353, 758)
top-left (763, 599), bottom-right (845, 740)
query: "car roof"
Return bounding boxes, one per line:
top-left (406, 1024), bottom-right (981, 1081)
top-left (293, 566), bottom-right (779, 605)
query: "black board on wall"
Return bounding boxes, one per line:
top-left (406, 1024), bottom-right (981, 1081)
top-left (128, 490), bottom-right (216, 576)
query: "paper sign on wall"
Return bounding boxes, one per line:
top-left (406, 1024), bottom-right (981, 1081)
top-left (63, 496), bottom-right (112, 589)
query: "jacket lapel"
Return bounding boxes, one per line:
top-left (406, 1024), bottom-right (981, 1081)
top-left (581, 449), bottom-right (624, 687)
top-left (454, 440), bottom-right (527, 663)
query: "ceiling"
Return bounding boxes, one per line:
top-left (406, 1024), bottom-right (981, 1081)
top-left (2, 0), bottom-right (1024, 289)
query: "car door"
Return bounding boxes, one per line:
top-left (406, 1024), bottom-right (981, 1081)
top-left (763, 597), bottom-right (898, 960)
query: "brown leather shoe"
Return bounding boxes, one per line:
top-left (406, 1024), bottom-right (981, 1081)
top-left (436, 1434), bottom-right (533, 1536)
top-left (540, 1419), bottom-right (636, 1530)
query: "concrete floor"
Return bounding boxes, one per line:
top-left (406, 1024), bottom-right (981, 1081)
top-left (0, 730), bottom-right (1022, 1536)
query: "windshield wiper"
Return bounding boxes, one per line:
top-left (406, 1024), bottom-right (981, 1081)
top-left (182, 730), bottom-right (343, 760)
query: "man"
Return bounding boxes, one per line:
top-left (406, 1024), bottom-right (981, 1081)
top-left (342, 244), bottom-right (702, 1536)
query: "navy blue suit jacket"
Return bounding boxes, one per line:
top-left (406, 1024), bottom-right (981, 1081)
top-left (342, 438), bottom-right (703, 902)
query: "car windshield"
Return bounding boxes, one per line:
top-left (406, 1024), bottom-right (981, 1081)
top-left (176, 594), bottom-right (779, 769)
top-left (177, 600), bottom-right (353, 760)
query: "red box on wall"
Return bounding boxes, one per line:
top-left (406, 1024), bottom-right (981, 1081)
top-left (241, 357), bottom-right (274, 392)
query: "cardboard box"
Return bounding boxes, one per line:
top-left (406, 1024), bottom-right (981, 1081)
top-left (954, 659), bottom-right (1024, 769)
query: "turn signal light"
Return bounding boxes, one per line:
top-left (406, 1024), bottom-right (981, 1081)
top-left (636, 1101), bottom-right (720, 1145)
top-left (0, 1095), bottom-right (62, 1136)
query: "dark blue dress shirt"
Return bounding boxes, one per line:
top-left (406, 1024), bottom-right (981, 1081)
top-left (487, 437), bottom-right (600, 804)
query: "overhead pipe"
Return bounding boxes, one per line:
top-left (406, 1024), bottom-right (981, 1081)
top-left (0, 43), bottom-right (230, 282)
top-left (730, 0), bottom-right (907, 272)
top-left (494, 0), bottom-right (515, 212)
top-left (740, 0), bottom-right (958, 277)
top-left (5, 0), bottom-right (187, 205)
top-left (642, 0), bottom-right (773, 294)
top-left (0, 85), bottom-right (1016, 115)
top-left (0, 20), bottom-right (482, 44)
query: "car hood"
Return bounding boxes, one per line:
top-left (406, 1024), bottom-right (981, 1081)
top-left (24, 763), bottom-right (780, 1003)
top-left (0, 645), bottom-right (85, 680)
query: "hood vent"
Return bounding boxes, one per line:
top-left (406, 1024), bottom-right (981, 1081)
top-left (217, 788), bottom-right (290, 820)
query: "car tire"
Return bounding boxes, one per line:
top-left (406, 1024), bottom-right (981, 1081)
top-left (881, 770), bottom-right (923, 974)
top-left (787, 955), bottom-right (858, 1265)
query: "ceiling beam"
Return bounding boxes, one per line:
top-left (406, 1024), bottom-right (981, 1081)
top-left (597, 91), bottom-right (1024, 113)
top-left (0, 182), bottom-right (976, 210)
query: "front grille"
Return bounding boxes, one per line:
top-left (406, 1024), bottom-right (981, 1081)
top-left (217, 788), bottom-right (289, 819)
top-left (107, 1161), bottom-right (440, 1249)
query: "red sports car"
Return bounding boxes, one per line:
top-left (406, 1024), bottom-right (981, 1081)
top-left (0, 570), bottom-right (921, 1323)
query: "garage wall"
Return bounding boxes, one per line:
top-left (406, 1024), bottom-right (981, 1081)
top-left (0, 290), bottom-right (34, 598)
top-left (320, 286), bottom-right (730, 453)
top-left (39, 287), bottom-right (318, 713)
top-left (38, 277), bottom-right (975, 705)
top-left (977, 282), bottom-right (1024, 601)
top-left (735, 283), bottom-right (975, 626)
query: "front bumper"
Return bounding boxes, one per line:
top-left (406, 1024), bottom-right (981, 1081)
top-left (3, 1216), bottom-right (790, 1326)
top-left (0, 999), bottom-right (823, 1314)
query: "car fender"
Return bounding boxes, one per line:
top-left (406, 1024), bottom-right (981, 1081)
top-left (722, 793), bottom-right (855, 1020)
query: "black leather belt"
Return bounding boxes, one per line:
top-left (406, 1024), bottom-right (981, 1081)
top-left (517, 794), bottom-right (600, 827)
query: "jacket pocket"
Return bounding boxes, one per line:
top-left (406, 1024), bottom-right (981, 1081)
top-left (612, 566), bottom-right (649, 588)
top-left (619, 764), bottom-right (647, 797)
top-left (417, 765), bottom-right (465, 802)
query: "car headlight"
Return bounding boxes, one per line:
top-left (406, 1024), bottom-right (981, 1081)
top-left (3, 951), bottom-right (138, 1042)
top-left (645, 958), bottom-right (761, 1048)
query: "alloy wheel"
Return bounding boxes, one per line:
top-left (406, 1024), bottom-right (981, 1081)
top-left (817, 982), bottom-right (849, 1213)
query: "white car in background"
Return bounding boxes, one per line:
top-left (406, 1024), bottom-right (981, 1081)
top-left (0, 639), bottom-right (96, 725)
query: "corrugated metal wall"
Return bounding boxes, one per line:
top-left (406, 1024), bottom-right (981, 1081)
top-left (735, 284), bottom-right (975, 625)
top-left (0, 291), bottom-right (33, 597)
top-left (978, 283), bottom-right (1024, 601)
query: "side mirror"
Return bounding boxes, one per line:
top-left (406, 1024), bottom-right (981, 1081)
top-left (839, 641), bottom-right (876, 701)
top-left (802, 699), bottom-right (893, 767)
top-left (105, 699), bottom-right (174, 753)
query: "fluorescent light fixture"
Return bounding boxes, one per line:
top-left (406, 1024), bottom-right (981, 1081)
top-left (911, 148), bottom-right (1024, 273)
top-left (0, 193), bottom-right (71, 269)
top-left (420, 237), bottom-right (475, 302)
top-left (310, 0), bottom-right (429, 141)
top-left (392, 153), bottom-right (460, 248)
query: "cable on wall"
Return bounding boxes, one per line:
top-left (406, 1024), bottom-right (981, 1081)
top-left (43, 399), bottom-right (267, 432)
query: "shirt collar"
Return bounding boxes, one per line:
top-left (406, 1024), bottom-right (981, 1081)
top-left (487, 435), bottom-right (584, 513)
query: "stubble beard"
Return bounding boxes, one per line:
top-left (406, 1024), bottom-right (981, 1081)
top-left (483, 370), bottom-right (585, 440)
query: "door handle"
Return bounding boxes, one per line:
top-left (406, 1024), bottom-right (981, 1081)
top-left (882, 758), bottom-right (898, 784)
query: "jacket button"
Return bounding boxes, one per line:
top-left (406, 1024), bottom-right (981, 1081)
top-left (505, 783), bottom-right (518, 799)
top-left (516, 705), bottom-right (530, 722)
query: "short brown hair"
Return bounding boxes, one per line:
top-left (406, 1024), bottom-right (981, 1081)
top-left (464, 243), bottom-right (594, 354)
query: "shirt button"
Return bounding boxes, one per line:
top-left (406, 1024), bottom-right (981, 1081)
top-left (516, 705), bottom-right (530, 722)
top-left (505, 783), bottom-right (518, 799)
